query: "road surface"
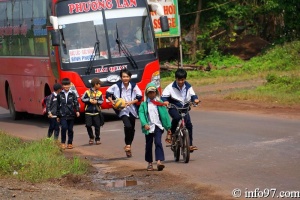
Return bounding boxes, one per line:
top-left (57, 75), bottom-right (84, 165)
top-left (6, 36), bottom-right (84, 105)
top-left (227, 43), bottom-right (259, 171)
top-left (0, 107), bottom-right (299, 199)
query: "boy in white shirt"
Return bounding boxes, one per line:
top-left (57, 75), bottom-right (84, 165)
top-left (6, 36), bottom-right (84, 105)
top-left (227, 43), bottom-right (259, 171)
top-left (106, 69), bottom-right (142, 157)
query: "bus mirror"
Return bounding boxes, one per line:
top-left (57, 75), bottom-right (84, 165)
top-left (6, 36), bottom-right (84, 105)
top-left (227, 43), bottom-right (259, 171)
top-left (148, 2), bottom-right (164, 16)
top-left (160, 16), bottom-right (169, 32)
top-left (50, 16), bottom-right (58, 30)
top-left (51, 30), bottom-right (60, 46)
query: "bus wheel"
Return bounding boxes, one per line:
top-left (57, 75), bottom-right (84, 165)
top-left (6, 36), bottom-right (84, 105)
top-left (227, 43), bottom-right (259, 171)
top-left (7, 87), bottom-right (22, 120)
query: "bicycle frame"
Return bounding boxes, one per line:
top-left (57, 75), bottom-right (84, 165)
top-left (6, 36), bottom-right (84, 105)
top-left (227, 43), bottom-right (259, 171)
top-left (168, 104), bottom-right (192, 163)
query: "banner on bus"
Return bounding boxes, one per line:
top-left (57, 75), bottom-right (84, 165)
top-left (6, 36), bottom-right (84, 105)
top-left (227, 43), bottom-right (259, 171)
top-left (151, 0), bottom-right (180, 38)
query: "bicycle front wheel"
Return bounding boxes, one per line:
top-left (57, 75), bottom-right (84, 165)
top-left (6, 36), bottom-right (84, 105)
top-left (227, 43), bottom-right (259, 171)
top-left (173, 136), bottom-right (180, 162)
top-left (182, 128), bottom-right (190, 163)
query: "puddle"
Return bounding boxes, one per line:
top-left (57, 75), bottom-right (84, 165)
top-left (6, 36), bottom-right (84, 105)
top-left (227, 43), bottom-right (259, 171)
top-left (101, 180), bottom-right (143, 188)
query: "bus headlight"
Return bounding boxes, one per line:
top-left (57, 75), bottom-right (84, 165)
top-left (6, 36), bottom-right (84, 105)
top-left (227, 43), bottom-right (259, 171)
top-left (151, 71), bottom-right (160, 88)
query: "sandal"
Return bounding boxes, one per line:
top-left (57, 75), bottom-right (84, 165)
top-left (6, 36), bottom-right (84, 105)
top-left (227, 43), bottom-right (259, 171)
top-left (190, 146), bottom-right (198, 152)
top-left (147, 163), bottom-right (153, 171)
top-left (157, 164), bottom-right (165, 171)
top-left (124, 145), bottom-right (132, 157)
top-left (165, 133), bottom-right (172, 144)
top-left (95, 141), bottom-right (101, 145)
top-left (89, 139), bottom-right (94, 145)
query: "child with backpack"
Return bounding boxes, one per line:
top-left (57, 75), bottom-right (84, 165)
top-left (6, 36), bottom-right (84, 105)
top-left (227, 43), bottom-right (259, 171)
top-left (106, 69), bottom-right (142, 157)
top-left (56, 78), bottom-right (80, 150)
top-left (81, 77), bottom-right (103, 145)
top-left (46, 83), bottom-right (62, 140)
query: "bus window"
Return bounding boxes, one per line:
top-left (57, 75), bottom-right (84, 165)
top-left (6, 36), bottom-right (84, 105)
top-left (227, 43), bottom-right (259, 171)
top-left (58, 13), bottom-right (108, 64)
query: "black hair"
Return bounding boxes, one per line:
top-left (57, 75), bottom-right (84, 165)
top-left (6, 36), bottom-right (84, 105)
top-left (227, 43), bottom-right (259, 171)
top-left (91, 77), bottom-right (101, 87)
top-left (53, 83), bottom-right (62, 91)
top-left (120, 68), bottom-right (132, 78)
top-left (61, 78), bottom-right (71, 85)
top-left (175, 68), bottom-right (187, 79)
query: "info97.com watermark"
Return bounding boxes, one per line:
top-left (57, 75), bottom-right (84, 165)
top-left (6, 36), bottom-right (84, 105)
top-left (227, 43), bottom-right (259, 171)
top-left (232, 188), bottom-right (300, 198)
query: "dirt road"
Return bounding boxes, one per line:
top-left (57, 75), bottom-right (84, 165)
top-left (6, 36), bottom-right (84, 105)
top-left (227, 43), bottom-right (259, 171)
top-left (0, 81), bottom-right (299, 200)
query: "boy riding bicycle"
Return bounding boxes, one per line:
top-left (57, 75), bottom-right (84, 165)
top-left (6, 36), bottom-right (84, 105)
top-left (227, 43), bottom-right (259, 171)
top-left (161, 68), bottom-right (200, 151)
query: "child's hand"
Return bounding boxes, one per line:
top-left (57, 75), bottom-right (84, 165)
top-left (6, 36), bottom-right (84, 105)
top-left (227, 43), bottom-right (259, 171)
top-left (76, 112), bottom-right (80, 117)
top-left (167, 130), bottom-right (172, 135)
top-left (144, 125), bottom-right (150, 130)
top-left (163, 101), bottom-right (169, 107)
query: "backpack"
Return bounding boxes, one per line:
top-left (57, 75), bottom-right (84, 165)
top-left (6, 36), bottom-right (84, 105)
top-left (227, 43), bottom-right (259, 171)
top-left (41, 94), bottom-right (53, 115)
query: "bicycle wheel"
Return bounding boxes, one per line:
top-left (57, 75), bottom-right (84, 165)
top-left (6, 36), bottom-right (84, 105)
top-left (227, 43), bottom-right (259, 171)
top-left (182, 128), bottom-right (190, 163)
top-left (173, 136), bottom-right (180, 162)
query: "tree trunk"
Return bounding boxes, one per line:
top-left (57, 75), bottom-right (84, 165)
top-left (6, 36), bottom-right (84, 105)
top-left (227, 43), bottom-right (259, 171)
top-left (191, 0), bottom-right (202, 62)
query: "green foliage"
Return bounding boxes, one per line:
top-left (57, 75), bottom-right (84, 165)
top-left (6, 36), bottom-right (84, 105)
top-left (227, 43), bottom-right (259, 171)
top-left (242, 41), bottom-right (300, 72)
top-left (0, 132), bottom-right (88, 182)
top-left (178, 0), bottom-right (300, 59)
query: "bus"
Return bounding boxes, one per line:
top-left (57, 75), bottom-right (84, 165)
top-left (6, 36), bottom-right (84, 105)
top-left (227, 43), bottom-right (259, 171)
top-left (0, 0), bottom-right (169, 119)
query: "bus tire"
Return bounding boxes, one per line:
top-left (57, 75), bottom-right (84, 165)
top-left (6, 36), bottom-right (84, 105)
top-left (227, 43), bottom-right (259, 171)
top-left (7, 87), bottom-right (22, 120)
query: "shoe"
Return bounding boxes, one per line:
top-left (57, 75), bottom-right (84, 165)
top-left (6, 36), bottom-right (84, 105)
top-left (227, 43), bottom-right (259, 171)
top-left (157, 164), bottom-right (165, 171)
top-left (190, 146), bottom-right (198, 152)
top-left (89, 139), bottom-right (93, 145)
top-left (96, 141), bottom-right (101, 145)
top-left (147, 163), bottom-right (153, 171)
top-left (61, 143), bottom-right (66, 150)
top-left (67, 144), bottom-right (73, 149)
top-left (165, 134), bottom-right (172, 144)
top-left (124, 145), bottom-right (132, 157)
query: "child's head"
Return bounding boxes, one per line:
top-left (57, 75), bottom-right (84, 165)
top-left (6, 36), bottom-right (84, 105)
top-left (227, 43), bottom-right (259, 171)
top-left (120, 69), bottom-right (132, 84)
top-left (175, 68), bottom-right (187, 88)
top-left (61, 78), bottom-right (71, 91)
top-left (146, 86), bottom-right (157, 100)
top-left (175, 68), bottom-right (187, 79)
top-left (53, 83), bottom-right (62, 92)
top-left (91, 77), bottom-right (101, 88)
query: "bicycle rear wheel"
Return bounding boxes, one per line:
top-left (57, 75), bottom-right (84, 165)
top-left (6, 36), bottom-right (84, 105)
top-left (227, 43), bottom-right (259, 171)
top-left (173, 136), bottom-right (180, 162)
top-left (182, 128), bottom-right (190, 163)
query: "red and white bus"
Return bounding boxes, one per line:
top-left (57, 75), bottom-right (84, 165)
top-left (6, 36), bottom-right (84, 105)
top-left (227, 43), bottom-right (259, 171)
top-left (0, 0), bottom-right (168, 119)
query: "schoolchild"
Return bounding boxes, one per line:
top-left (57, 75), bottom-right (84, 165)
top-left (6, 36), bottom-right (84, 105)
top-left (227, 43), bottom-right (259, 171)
top-left (161, 68), bottom-right (200, 151)
top-left (139, 83), bottom-right (171, 171)
top-left (81, 77), bottom-right (103, 145)
top-left (106, 69), bottom-right (142, 157)
top-left (56, 78), bottom-right (80, 150)
top-left (46, 83), bottom-right (62, 140)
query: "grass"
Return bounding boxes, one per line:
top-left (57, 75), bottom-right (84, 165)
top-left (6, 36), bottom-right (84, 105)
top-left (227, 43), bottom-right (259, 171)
top-left (0, 131), bottom-right (89, 183)
top-left (225, 73), bottom-right (300, 105)
top-left (160, 40), bottom-right (300, 105)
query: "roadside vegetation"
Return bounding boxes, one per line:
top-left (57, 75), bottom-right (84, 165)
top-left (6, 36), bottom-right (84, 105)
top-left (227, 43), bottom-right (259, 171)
top-left (161, 41), bottom-right (300, 105)
top-left (0, 131), bottom-right (88, 183)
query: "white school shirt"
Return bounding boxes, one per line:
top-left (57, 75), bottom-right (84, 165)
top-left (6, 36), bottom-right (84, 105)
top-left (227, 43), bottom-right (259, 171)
top-left (176, 83), bottom-right (187, 102)
top-left (147, 99), bottom-right (163, 133)
top-left (107, 82), bottom-right (142, 118)
top-left (63, 90), bottom-right (71, 103)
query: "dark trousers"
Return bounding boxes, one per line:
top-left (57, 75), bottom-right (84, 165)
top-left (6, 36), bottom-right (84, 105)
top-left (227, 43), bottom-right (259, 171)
top-left (60, 118), bottom-right (74, 144)
top-left (169, 108), bottom-right (193, 146)
top-left (145, 126), bottom-right (165, 163)
top-left (121, 113), bottom-right (136, 145)
top-left (85, 114), bottom-right (101, 141)
top-left (48, 118), bottom-right (60, 140)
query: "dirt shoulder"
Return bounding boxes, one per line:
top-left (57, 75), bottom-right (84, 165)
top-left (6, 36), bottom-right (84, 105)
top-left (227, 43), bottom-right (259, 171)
top-left (194, 80), bottom-right (300, 119)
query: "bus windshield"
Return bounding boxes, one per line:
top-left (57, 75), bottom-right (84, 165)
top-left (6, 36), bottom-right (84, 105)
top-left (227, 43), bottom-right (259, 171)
top-left (57, 8), bottom-right (155, 64)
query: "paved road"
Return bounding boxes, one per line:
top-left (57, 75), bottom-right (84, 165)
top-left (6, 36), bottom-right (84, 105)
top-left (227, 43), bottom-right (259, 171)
top-left (1, 107), bottom-right (299, 199)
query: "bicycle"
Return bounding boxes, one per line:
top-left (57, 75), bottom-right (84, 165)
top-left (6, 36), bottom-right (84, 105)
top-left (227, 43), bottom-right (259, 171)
top-left (167, 102), bottom-right (197, 163)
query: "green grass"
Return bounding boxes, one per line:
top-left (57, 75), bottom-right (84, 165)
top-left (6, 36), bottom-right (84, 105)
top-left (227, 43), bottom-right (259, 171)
top-left (160, 41), bottom-right (300, 105)
top-left (0, 131), bottom-right (88, 183)
top-left (225, 73), bottom-right (300, 105)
